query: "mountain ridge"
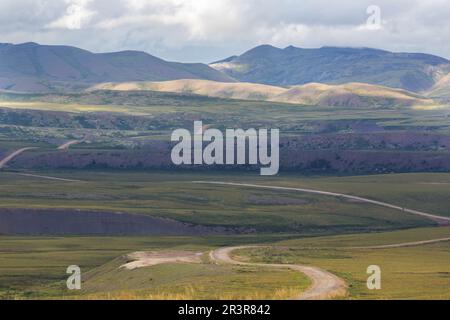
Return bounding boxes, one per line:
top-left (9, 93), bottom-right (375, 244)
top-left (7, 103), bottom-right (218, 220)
top-left (90, 79), bottom-right (436, 108)
top-left (210, 44), bottom-right (450, 92)
top-left (0, 42), bottom-right (235, 93)
top-left (2, 42), bottom-right (450, 96)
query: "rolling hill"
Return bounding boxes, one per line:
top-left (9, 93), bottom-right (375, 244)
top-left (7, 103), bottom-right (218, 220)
top-left (0, 42), bottom-right (234, 93)
top-left (210, 45), bottom-right (450, 93)
top-left (3, 41), bottom-right (449, 102)
top-left (427, 73), bottom-right (450, 100)
top-left (91, 79), bottom-right (436, 108)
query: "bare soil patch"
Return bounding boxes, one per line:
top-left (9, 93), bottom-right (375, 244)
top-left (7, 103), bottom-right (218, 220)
top-left (120, 251), bottom-right (203, 270)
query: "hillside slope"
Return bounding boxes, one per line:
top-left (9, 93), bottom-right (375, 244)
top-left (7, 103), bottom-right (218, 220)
top-left (91, 79), bottom-right (435, 108)
top-left (210, 45), bottom-right (450, 92)
top-left (0, 42), bottom-right (234, 93)
top-left (277, 82), bottom-right (434, 107)
top-left (427, 73), bottom-right (450, 100)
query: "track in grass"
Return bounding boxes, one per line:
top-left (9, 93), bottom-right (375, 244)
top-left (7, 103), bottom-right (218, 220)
top-left (193, 181), bottom-right (450, 224)
top-left (0, 147), bottom-right (37, 169)
top-left (209, 245), bottom-right (347, 300)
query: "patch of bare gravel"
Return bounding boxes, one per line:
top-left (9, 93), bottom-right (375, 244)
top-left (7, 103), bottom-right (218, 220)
top-left (120, 251), bottom-right (203, 270)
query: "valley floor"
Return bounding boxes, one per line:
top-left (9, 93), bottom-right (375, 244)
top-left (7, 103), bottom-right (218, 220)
top-left (0, 170), bottom-right (449, 299)
top-left (0, 226), bottom-right (449, 299)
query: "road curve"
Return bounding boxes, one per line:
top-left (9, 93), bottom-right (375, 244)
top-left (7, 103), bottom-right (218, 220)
top-left (0, 147), bottom-right (37, 169)
top-left (209, 237), bottom-right (450, 299)
top-left (193, 181), bottom-right (450, 224)
top-left (209, 246), bottom-right (347, 300)
top-left (57, 140), bottom-right (82, 150)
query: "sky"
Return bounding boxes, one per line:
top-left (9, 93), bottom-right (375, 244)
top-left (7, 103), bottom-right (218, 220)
top-left (1, 0), bottom-right (450, 62)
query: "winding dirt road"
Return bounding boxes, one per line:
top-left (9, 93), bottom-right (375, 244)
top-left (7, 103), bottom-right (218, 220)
top-left (57, 140), bottom-right (82, 150)
top-left (197, 180), bottom-right (450, 299)
top-left (0, 147), bottom-right (36, 169)
top-left (209, 238), bottom-right (450, 299)
top-left (209, 246), bottom-right (348, 300)
top-left (193, 181), bottom-right (450, 224)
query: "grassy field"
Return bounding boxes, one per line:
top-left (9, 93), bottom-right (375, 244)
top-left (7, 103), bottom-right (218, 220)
top-left (2, 90), bottom-right (450, 135)
top-left (1, 85), bottom-right (449, 301)
top-left (77, 257), bottom-right (309, 300)
top-left (0, 170), bottom-right (441, 233)
top-left (1, 226), bottom-right (448, 299)
top-left (0, 235), bottom-right (309, 299)
top-left (246, 173), bottom-right (450, 217)
top-left (236, 226), bottom-right (450, 299)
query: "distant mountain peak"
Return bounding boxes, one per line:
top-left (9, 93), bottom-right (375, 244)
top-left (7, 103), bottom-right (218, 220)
top-left (210, 55), bottom-right (238, 65)
top-left (210, 44), bottom-right (450, 92)
top-left (0, 42), bottom-right (234, 93)
top-left (284, 45), bottom-right (297, 50)
top-left (241, 44), bottom-right (283, 57)
top-left (250, 44), bottom-right (279, 50)
top-left (17, 42), bottom-right (40, 47)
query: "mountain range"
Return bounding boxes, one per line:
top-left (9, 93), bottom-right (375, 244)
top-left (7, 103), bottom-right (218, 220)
top-left (0, 42), bottom-right (233, 92)
top-left (210, 45), bottom-right (450, 93)
top-left (1, 42), bottom-right (450, 100)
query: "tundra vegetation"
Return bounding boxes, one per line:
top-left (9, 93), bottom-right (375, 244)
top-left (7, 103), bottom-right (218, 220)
top-left (0, 85), bottom-right (449, 300)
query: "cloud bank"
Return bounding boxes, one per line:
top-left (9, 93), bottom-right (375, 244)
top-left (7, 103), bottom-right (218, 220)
top-left (0, 0), bottom-right (449, 62)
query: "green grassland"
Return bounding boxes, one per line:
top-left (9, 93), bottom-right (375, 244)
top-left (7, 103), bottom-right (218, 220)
top-left (247, 173), bottom-right (450, 217)
top-left (77, 257), bottom-right (309, 300)
top-left (0, 90), bottom-right (449, 300)
top-left (1, 170), bottom-right (449, 299)
top-left (1, 226), bottom-right (448, 299)
top-left (0, 171), bottom-right (449, 299)
top-left (1, 90), bottom-right (449, 166)
top-left (0, 170), bottom-right (442, 233)
top-left (0, 235), bottom-right (309, 299)
top-left (1, 90), bottom-right (450, 136)
top-left (235, 226), bottom-right (450, 299)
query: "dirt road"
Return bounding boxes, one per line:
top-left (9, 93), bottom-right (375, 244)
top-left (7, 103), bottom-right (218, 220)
top-left (351, 237), bottom-right (450, 249)
top-left (208, 236), bottom-right (450, 299)
top-left (11, 172), bottom-right (83, 182)
top-left (57, 140), bottom-right (82, 150)
top-left (197, 181), bottom-right (450, 299)
top-left (0, 147), bottom-right (36, 169)
top-left (193, 181), bottom-right (450, 224)
top-left (209, 246), bottom-right (347, 300)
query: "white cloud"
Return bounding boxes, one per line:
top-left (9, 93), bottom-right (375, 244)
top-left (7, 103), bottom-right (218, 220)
top-left (47, 0), bottom-right (96, 30)
top-left (0, 0), bottom-right (450, 62)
